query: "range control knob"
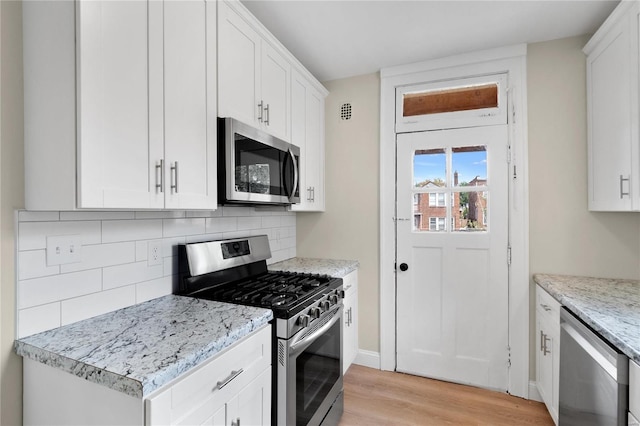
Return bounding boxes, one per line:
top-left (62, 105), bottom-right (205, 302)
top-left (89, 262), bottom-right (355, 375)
top-left (336, 290), bottom-right (345, 299)
top-left (297, 314), bottom-right (310, 328)
top-left (310, 307), bottom-right (322, 319)
top-left (329, 295), bottom-right (339, 304)
top-left (321, 301), bottom-right (331, 311)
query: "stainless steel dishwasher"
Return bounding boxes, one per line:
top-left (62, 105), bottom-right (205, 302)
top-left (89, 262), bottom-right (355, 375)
top-left (559, 307), bottom-right (629, 425)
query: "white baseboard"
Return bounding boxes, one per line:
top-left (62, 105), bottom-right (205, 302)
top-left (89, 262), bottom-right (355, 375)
top-left (528, 380), bottom-right (542, 402)
top-left (354, 349), bottom-right (381, 369)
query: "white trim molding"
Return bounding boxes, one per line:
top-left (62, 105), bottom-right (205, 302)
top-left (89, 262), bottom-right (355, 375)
top-left (354, 350), bottom-right (381, 370)
top-left (379, 43), bottom-right (530, 399)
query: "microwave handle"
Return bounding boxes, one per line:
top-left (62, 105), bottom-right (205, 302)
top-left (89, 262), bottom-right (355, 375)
top-left (287, 148), bottom-right (299, 201)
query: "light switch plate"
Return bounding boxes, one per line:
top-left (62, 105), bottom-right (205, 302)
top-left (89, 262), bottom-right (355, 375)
top-left (46, 235), bottom-right (82, 266)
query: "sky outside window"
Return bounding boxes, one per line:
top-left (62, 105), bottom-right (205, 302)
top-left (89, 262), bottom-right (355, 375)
top-left (413, 147), bottom-right (487, 186)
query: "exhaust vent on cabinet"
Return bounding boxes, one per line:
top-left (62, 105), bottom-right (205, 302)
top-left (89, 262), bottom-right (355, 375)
top-left (340, 103), bottom-right (352, 120)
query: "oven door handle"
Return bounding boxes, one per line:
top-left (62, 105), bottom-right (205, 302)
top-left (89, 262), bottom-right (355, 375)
top-left (290, 309), bottom-right (341, 356)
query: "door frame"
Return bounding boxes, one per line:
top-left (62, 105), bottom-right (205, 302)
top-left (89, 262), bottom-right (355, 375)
top-left (379, 44), bottom-right (530, 399)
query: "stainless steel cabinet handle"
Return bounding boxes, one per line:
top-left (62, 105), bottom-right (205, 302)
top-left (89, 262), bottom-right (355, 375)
top-left (155, 159), bottom-right (164, 193)
top-left (213, 368), bottom-right (243, 392)
top-left (540, 303), bottom-right (551, 312)
top-left (540, 330), bottom-right (544, 352)
top-left (543, 334), bottom-right (551, 356)
top-left (257, 101), bottom-right (264, 122)
top-left (264, 103), bottom-right (270, 125)
top-left (171, 162), bottom-right (179, 193)
top-left (231, 418), bottom-right (241, 426)
top-left (620, 174), bottom-right (630, 199)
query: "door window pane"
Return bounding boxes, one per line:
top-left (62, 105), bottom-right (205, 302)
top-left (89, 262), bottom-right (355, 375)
top-left (454, 191), bottom-right (488, 232)
top-left (452, 146), bottom-right (487, 187)
top-left (414, 149), bottom-right (446, 188)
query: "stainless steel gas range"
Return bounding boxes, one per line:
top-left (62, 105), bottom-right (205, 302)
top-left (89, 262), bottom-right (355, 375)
top-left (178, 235), bottom-right (344, 426)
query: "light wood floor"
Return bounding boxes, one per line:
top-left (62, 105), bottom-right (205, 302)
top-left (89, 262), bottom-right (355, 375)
top-left (339, 365), bottom-right (554, 426)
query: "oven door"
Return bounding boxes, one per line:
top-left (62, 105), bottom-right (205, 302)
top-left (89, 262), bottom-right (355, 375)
top-left (278, 306), bottom-right (343, 426)
top-left (221, 117), bottom-right (300, 205)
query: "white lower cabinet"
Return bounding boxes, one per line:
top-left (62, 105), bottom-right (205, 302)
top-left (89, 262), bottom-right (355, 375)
top-left (631, 360), bottom-right (640, 426)
top-left (535, 285), bottom-right (560, 425)
top-left (342, 270), bottom-right (359, 374)
top-left (23, 327), bottom-right (271, 426)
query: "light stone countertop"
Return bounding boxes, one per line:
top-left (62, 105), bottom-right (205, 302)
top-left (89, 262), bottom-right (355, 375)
top-left (533, 274), bottom-right (640, 364)
top-left (14, 295), bottom-right (273, 398)
top-left (269, 257), bottom-right (359, 278)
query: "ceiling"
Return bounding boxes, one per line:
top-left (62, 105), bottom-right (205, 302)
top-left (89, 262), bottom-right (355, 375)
top-left (241, 0), bottom-right (620, 83)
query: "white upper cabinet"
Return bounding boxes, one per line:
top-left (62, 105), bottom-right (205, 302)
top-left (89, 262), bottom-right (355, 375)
top-left (218, 1), bottom-right (291, 142)
top-left (584, 1), bottom-right (640, 211)
top-left (290, 69), bottom-right (326, 212)
top-left (23, 0), bottom-right (217, 210)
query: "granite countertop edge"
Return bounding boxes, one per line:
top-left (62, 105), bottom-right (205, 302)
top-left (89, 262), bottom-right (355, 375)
top-left (533, 273), bottom-right (640, 364)
top-left (268, 257), bottom-right (359, 278)
top-left (14, 295), bottom-right (274, 399)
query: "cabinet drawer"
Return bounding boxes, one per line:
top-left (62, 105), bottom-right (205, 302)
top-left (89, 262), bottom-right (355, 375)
top-left (146, 325), bottom-right (271, 425)
top-left (631, 360), bottom-right (640, 420)
top-left (536, 285), bottom-right (560, 323)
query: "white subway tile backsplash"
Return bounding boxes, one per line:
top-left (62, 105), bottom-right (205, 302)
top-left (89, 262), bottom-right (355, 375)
top-left (135, 211), bottom-right (186, 220)
top-left (136, 276), bottom-right (173, 304)
top-left (60, 242), bottom-right (136, 273)
top-left (102, 219), bottom-right (163, 243)
top-left (206, 217), bottom-right (237, 233)
top-left (261, 216), bottom-right (281, 228)
top-left (19, 221), bottom-right (101, 251)
top-left (18, 302), bottom-right (61, 338)
top-left (103, 261), bottom-right (164, 290)
top-left (19, 269), bottom-right (102, 309)
top-left (61, 285), bottom-right (136, 326)
top-left (185, 233), bottom-right (224, 244)
top-left (222, 206), bottom-right (257, 217)
top-left (186, 209), bottom-right (222, 218)
top-left (237, 216), bottom-right (262, 231)
top-left (163, 218), bottom-right (206, 237)
top-left (16, 208), bottom-right (296, 333)
top-left (60, 211), bottom-right (135, 221)
top-left (18, 211), bottom-right (60, 222)
top-left (18, 250), bottom-right (60, 280)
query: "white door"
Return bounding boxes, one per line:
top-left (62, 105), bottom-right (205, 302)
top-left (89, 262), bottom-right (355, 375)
top-left (396, 125), bottom-right (510, 391)
top-left (163, 0), bottom-right (217, 210)
top-left (77, 0), bottom-right (163, 209)
top-left (261, 42), bottom-right (290, 141)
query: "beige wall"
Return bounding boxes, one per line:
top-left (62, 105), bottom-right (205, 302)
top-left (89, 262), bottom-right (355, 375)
top-left (1, 1), bottom-right (24, 424)
top-left (528, 35), bottom-right (640, 281)
top-left (296, 73), bottom-right (380, 353)
top-left (300, 35), bottom-right (640, 372)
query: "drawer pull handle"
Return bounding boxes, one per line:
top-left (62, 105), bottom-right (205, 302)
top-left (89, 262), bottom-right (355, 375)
top-left (540, 303), bottom-right (552, 312)
top-left (214, 368), bottom-right (243, 392)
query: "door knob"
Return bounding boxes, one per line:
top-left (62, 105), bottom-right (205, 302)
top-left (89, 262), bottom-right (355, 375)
top-left (399, 263), bottom-right (409, 271)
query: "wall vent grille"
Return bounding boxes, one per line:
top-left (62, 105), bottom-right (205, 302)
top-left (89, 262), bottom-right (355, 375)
top-left (340, 103), bottom-right (352, 120)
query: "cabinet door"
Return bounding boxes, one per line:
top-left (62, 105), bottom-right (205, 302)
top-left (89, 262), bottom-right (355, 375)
top-left (261, 42), bottom-right (291, 141)
top-left (229, 368), bottom-right (271, 426)
top-left (290, 71), bottom-right (326, 212)
top-left (77, 0), bottom-right (163, 209)
top-left (342, 271), bottom-right (358, 374)
top-left (587, 13), bottom-right (634, 211)
top-left (163, 0), bottom-right (217, 210)
top-left (218, 2), bottom-right (261, 128)
top-left (305, 88), bottom-right (325, 210)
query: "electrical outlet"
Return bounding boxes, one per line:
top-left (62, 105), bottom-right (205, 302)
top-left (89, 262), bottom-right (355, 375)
top-left (46, 235), bottom-right (82, 266)
top-left (148, 240), bottom-right (163, 266)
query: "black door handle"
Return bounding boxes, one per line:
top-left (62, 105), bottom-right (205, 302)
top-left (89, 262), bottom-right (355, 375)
top-left (399, 263), bottom-right (408, 271)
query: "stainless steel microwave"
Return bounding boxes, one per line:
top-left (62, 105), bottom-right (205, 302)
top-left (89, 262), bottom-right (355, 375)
top-left (218, 118), bottom-right (300, 205)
